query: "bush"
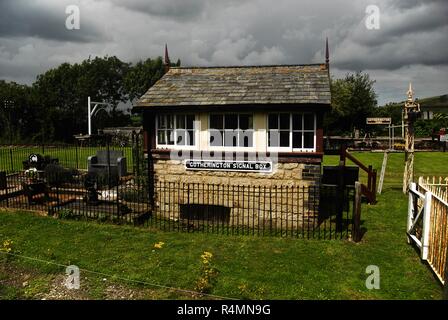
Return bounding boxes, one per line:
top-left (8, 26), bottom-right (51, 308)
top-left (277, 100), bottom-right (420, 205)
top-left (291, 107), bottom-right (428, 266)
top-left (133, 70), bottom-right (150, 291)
top-left (44, 164), bottom-right (77, 187)
top-left (56, 209), bottom-right (76, 220)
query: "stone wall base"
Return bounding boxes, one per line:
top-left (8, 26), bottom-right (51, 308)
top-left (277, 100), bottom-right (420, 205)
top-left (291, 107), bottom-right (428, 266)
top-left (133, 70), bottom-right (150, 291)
top-left (151, 159), bottom-right (322, 228)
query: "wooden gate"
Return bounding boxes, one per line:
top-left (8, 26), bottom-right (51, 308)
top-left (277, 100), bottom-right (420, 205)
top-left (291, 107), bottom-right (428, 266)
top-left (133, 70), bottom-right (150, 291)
top-left (407, 178), bottom-right (448, 286)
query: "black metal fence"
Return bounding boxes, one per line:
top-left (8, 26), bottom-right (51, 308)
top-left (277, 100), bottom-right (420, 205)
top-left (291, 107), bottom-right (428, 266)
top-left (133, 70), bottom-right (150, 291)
top-left (0, 132), bottom-right (144, 175)
top-left (0, 171), bottom-right (150, 225)
top-left (0, 134), bottom-right (361, 239)
top-left (152, 182), bottom-right (356, 239)
top-left (0, 167), bottom-right (358, 239)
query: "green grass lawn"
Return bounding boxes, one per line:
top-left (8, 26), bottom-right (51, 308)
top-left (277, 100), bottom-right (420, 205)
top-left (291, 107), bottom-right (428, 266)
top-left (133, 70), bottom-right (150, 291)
top-left (0, 151), bottom-right (447, 299)
top-left (0, 146), bottom-right (134, 172)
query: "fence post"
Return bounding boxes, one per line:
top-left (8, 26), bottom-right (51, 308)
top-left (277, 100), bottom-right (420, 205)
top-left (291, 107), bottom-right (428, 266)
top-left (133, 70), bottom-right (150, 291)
top-left (421, 191), bottom-right (432, 260)
top-left (353, 181), bottom-right (362, 242)
top-left (75, 144), bottom-right (79, 170)
top-left (444, 253), bottom-right (448, 300)
top-left (372, 169), bottom-right (377, 203)
top-left (9, 148), bottom-right (13, 173)
top-left (336, 165), bottom-right (344, 232)
top-left (407, 182), bottom-right (416, 244)
top-left (116, 181), bottom-right (120, 222)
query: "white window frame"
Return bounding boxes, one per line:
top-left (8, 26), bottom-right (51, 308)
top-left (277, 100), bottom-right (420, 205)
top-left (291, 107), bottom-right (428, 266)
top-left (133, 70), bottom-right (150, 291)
top-left (266, 113), bottom-right (316, 153)
top-left (208, 113), bottom-right (256, 152)
top-left (156, 114), bottom-right (199, 150)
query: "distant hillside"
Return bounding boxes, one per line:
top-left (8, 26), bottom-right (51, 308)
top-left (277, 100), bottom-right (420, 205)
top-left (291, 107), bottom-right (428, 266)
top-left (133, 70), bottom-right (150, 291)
top-left (381, 94), bottom-right (448, 113)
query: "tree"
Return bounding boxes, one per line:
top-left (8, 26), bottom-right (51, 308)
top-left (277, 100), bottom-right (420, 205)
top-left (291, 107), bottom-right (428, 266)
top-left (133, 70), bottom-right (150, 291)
top-left (325, 71), bottom-right (378, 135)
top-left (124, 57), bottom-right (180, 103)
top-left (0, 54), bottom-right (180, 143)
top-left (0, 80), bottom-right (38, 143)
top-left (33, 56), bottom-right (131, 141)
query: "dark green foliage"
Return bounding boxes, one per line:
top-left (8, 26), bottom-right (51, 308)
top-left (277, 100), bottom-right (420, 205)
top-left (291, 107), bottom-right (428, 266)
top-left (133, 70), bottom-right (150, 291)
top-left (325, 72), bottom-right (377, 135)
top-left (0, 55), bottom-right (179, 143)
top-left (124, 57), bottom-right (165, 103)
top-left (415, 118), bottom-right (448, 137)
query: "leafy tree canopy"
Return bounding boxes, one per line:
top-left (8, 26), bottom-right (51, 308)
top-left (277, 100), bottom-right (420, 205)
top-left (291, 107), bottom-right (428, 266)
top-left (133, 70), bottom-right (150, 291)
top-left (0, 55), bottom-right (177, 143)
top-left (325, 71), bottom-right (378, 135)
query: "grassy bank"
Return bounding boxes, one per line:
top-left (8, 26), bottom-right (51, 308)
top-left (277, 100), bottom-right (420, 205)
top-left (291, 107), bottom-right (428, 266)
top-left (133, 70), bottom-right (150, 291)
top-left (0, 151), bottom-right (447, 299)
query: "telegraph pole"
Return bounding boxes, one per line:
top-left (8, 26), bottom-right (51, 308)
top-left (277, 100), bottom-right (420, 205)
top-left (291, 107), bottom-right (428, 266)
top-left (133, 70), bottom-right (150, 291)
top-left (402, 83), bottom-right (420, 194)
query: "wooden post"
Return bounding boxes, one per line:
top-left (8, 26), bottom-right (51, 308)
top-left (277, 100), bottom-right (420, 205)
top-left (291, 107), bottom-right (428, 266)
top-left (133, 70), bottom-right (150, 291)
top-left (353, 181), bottom-right (362, 242)
top-left (367, 165), bottom-right (373, 192)
top-left (443, 252), bottom-right (448, 299)
top-left (406, 182), bottom-right (416, 244)
top-left (339, 145), bottom-right (346, 166)
top-left (421, 191), bottom-right (432, 260)
top-left (377, 151), bottom-right (388, 194)
top-left (336, 164), bottom-right (344, 232)
top-left (403, 123), bottom-right (415, 194)
top-left (403, 83), bottom-right (420, 194)
top-left (372, 169), bottom-right (377, 203)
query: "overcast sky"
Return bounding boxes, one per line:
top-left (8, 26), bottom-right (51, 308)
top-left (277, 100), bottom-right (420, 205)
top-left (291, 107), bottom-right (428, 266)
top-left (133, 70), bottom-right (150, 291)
top-left (0, 0), bottom-right (447, 105)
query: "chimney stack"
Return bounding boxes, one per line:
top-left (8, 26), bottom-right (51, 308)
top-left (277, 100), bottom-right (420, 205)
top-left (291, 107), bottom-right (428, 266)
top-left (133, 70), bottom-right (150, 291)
top-left (325, 37), bottom-right (330, 72)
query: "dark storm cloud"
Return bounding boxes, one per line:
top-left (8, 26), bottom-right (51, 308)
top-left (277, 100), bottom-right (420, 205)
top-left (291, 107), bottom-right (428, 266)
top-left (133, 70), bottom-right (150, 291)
top-left (0, 0), bottom-right (446, 104)
top-left (392, 0), bottom-right (447, 10)
top-left (331, 0), bottom-right (448, 71)
top-left (0, 0), bottom-right (105, 43)
top-left (109, 0), bottom-right (208, 21)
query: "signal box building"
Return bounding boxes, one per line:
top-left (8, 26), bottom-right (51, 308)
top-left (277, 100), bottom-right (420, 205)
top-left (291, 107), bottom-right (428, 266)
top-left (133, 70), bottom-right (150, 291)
top-left (133, 45), bottom-right (331, 225)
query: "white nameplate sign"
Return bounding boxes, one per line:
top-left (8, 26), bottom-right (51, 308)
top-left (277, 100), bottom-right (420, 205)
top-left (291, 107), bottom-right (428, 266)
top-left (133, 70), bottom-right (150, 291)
top-left (185, 160), bottom-right (272, 173)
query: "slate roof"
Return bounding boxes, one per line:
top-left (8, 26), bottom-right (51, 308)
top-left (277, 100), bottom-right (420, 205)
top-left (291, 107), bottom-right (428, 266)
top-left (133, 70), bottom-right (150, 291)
top-left (134, 64), bottom-right (331, 109)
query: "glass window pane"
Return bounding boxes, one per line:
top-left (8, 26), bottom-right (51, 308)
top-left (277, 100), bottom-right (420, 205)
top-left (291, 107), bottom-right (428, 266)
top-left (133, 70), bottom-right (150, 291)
top-left (279, 113), bottom-right (290, 130)
top-left (304, 114), bottom-right (314, 130)
top-left (224, 130), bottom-right (237, 147)
top-left (158, 115), bottom-right (166, 129)
top-left (176, 129), bottom-right (185, 145)
top-left (268, 114), bottom-right (278, 129)
top-left (280, 131), bottom-right (289, 147)
top-left (157, 130), bottom-right (166, 144)
top-left (210, 129), bottom-right (223, 146)
top-left (167, 115), bottom-right (174, 129)
top-left (304, 132), bottom-right (314, 148)
top-left (293, 132), bottom-right (302, 148)
top-left (225, 114), bottom-right (238, 130)
top-left (167, 130), bottom-right (174, 145)
top-left (177, 116), bottom-right (185, 129)
top-left (187, 130), bottom-right (194, 146)
top-left (210, 114), bottom-right (223, 129)
top-left (292, 114), bottom-right (302, 130)
top-left (268, 130), bottom-right (279, 147)
top-left (239, 130), bottom-right (253, 147)
top-left (239, 114), bottom-right (253, 130)
top-left (186, 115), bottom-right (195, 129)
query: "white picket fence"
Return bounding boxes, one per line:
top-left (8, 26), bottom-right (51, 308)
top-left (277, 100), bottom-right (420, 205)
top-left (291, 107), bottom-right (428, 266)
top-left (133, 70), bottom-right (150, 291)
top-left (407, 177), bottom-right (448, 284)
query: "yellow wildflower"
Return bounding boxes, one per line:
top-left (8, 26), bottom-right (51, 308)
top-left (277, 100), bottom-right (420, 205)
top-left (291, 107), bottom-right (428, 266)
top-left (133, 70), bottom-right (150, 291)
top-left (1, 239), bottom-right (14, 253)
top-left (153, 241), bottom-right (165, 249)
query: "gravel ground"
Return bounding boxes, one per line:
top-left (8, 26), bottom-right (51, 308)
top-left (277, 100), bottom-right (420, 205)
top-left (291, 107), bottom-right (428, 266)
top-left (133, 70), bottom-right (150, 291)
top-left (1, 261), bottom-right (167, 300)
